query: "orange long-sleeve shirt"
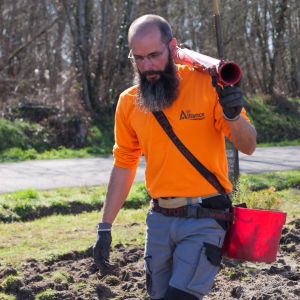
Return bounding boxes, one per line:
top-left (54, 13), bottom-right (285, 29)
top-left (113, 65), bottom-right (250, 199)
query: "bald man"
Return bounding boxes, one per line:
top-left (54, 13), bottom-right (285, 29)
top-left (93, 14), bottom-right (256, 300)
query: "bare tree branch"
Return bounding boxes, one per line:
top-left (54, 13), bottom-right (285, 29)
top-left (8, 15), bottom-right (59, 63)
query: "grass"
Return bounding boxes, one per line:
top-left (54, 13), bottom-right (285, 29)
top-left (1, 170), bottom-right (299, 222)
top-left (0, 170), bottom-right (299, 266)
top-left (0, 294), bottom-right (16, 300)
top-left (0, 208), bottom-right (147, 265)
top-left (0, 276), bottom-right (22, 293)
top-left (0, 146), bottom-right (109, 163)
top-left (0, 186), bottom-right (299, 266)
top-left (237, 169), bottom-right (300, 191)
top-left (51, 270), bottom-right (74, 284)
top-left (257, 138), bottom-right (300, 147)
top-left (36, 290), bottom-right (59, 300)
top-left (1, 139), bottom-right (299, 162)
top-left (0, 182), bottom-right (151, 222)
top-left (275, 188), bottom-right (300, 219)
top-left (228, 270), bottom-right (236, 279)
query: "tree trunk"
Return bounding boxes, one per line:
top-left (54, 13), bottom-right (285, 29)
top-left (289, 5), bottom-right (299, 96)
top-left (92, 0), bottom-right (108, 112)
top-left (62, 0), bottom-right (92, 112)
top-left (43, 1), bottom-right (54, 96)
top-left (268, 0), bottom-right (287, 94)
top-left (52, 8), bottom-right (66, 92)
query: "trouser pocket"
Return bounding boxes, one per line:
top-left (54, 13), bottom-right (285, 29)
top-left (187, 243), bottom-right (222, 295)
top-left (203, 242), bottom-right (222, 266)
top-left (144, 255), bottom-right (155, 297)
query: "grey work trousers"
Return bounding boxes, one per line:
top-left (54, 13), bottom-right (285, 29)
top-left (144, 208), bottom-right (226, 299)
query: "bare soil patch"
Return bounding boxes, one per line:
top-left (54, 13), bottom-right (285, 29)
top-left (1, 221), bottom-right (300, 299)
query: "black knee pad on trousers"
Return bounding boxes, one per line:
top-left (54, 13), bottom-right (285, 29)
top-left (164, 286), bottom-right (198, 300)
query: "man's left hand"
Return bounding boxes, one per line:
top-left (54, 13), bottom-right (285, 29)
top-left (212, 77), bottom-right (244, 120)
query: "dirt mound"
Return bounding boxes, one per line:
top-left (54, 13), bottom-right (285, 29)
top-left (0, 245), bottom-right (148, 300)
top-left (1, 224), bottom-right (300, 299)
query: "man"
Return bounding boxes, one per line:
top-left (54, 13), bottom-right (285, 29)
top-left (93, 14), bottom-right (256, 300)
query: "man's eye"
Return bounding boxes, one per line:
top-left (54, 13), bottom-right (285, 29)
top-left (134, 56), bottom-right (143, 61)
top-left (149, 53), bottom-right (160, 59)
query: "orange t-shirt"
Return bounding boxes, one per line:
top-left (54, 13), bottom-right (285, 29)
top-left (113, 65), bottom-right (250, 199)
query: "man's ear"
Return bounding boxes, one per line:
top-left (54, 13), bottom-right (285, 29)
top-left (169, 38), bottom-right (177, 56)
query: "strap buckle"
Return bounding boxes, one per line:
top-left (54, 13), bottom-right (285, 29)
top-left (186, 206), bottom-right (199, 218)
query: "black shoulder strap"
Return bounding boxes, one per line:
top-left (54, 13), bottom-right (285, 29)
top-left (152, 111), bottom-right (228, 197)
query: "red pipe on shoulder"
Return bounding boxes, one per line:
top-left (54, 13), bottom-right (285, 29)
top-left (174, 47), bottom-right (241, 86)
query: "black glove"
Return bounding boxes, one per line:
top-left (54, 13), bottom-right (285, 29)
top-left (212, 76), bottom-right (244, 120)
top-left (93, 229), bottom-right (112, 270)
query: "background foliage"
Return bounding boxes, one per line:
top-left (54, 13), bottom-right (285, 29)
top-left (0, 0), bottom-right (300, 159)
top-left (1, 0), bottom-right (300, 113)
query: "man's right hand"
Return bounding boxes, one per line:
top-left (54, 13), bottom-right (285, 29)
top-left (93, 225), bottom-right (112, 270)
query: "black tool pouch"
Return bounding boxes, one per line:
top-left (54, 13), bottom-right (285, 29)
top-left (203, 242), bottom-right (222, 267)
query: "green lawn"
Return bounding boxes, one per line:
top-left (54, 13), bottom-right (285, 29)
top-left (0, 208), bottom-right (147, 266)
top-left (0, 169), bottom-right (300, 266)
top-left (257, 138), bottom-right (300, 147)
top-left (1, 186), bottom-right (299, 266)
top-left (0, 182), bottom-right (151, 223)
top-left (1, 170), bottom-right (299, 223)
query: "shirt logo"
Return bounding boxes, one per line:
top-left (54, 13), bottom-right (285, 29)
top-left (179, 110), bottom-right (205, 120)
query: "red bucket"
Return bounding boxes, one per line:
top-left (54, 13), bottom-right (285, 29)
top-left (221, 207), bottom-right (287, 262)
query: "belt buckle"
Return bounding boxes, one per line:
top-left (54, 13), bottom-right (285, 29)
top-left (187, 206), bottom-right (198, 218)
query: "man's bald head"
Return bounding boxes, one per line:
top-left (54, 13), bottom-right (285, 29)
top-left (128, 15), bottom-right (173, 46)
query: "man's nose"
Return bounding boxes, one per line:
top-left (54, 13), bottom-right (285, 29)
top-left (143, 57), bottom-right (153, 70)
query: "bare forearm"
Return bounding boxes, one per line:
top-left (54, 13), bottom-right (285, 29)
top-left (101, 165), bottom-right (136, 224)
top-left (229, 116), bottom-right (257, 155)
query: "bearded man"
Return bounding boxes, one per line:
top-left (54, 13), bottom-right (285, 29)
top-left (93, 14), bottom-right (257, 300)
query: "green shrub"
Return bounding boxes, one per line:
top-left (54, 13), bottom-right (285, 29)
top-left (232, 174), bottom-right (283, 211)
top-left (245, 95), bottom-right (300, 144)
top-left (233, 183), bottom-right (281, 211)
top-left (0, 119), bottom-right (28, 152)
top-left (0, 116), bottom-right (114, 163)
top-left (0, 118), bottom-right (48, 153)
top-left (86, 125), bottom-right (113, 155)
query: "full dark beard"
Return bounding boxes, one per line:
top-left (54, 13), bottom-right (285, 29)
top-left (134, 52), bottom-right (180, 112)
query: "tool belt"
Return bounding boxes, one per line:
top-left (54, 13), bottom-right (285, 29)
top-left (151, 199), bottom-right (234, 222)
top-left (157, 193), bottom-right (221, 208)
